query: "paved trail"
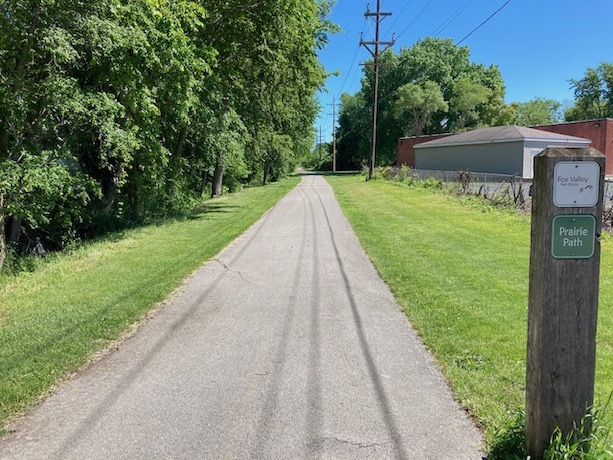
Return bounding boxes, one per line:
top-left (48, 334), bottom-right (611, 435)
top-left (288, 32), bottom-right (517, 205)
top-left (0, 175), bottom-right (484, 459)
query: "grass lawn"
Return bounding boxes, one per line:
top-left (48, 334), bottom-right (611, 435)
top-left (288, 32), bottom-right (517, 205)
top-left (0, 177), bottom-right (300, 434)
top-left (326, 174), bottom-right (613, 449)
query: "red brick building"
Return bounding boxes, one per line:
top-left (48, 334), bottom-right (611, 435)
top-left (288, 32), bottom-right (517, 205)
top-left (398, 119), bottom-right (613, 176)
top-left (533, 119), bottom-right (613, 175)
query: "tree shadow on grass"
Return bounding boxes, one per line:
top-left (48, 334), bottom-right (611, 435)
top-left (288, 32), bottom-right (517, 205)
top-left (188, 202), bottom-right (243, 220)
top-left (297, 170), bottom-right (361, 177)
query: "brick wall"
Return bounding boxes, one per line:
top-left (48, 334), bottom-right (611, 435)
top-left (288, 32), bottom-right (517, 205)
top-left (397, 133), bottom-right (453, 168)
top-left (533, 119), bottom-right (613, 175)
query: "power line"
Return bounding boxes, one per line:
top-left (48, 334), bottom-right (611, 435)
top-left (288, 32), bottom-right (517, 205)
top-left (335, 48), bottom-right (359, 96)
top-left (431, 0), bottom-right (474, 36)
top-left (382, 0), bottom-right (414, 40)
top-left (456, 0), bottom-right (511, 45)
top-left (395, 0), bottom-right (435, 42)
top-left (336, 18), bottom-right (368, 98)
top-left (328, 95), bottom-right (339, 171)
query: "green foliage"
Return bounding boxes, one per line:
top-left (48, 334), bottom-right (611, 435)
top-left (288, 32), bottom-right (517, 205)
top-left (566, 63), bottom-right (613, 121)
top-left (488, 400), bottom-right (613, 459)
top-left (0, 0), bottom-right (334, 269)
top-left (303, 141), bottom-right (332, 171)
top-left (509, 97), bottom-right (563, 126)
top-left (336, 92), bottom-right (370, 169)
top-left (336, 37), bottom-right (506, 169)
top-left (544, 398), bottom-right (613, 460)
top-left (488, 410), bottom-right (528, 460)
top-left (393, 81), bottom-right (448, 136)
top-left (374, 166), bottom-right (443, 189)
top-left (449, 76), bottom-right (492, 131)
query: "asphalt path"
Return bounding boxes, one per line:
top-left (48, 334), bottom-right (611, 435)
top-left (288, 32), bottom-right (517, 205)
top-left (0, 174), bottom-right (484, 459)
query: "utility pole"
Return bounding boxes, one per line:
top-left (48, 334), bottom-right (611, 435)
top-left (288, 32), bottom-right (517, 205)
top-left (360, 0), bottom-right (394, 180)
top-left (328, 95), bottom-right (339, 172)
top-left (318, 125), bottom-right (322, 163)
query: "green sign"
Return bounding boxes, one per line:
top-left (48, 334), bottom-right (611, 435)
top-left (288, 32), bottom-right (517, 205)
top-left (551, 215), bottom-right (596, 259)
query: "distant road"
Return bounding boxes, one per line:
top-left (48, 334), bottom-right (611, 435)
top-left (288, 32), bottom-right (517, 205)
top-left (0, 175), bottom-right (483, 459)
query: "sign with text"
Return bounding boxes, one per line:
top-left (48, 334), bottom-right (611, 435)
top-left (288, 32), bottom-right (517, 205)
top-left (551, 215), bottom-right (596, 259)
top-left (553, 161), bottom-right (600, 208)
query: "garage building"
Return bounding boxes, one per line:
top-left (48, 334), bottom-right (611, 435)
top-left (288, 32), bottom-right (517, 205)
top-left (412, 126), bottom-right (591, 179)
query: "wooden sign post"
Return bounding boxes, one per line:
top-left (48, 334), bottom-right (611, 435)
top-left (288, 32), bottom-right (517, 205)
top-left (526, 148), bottom-right (605, 458)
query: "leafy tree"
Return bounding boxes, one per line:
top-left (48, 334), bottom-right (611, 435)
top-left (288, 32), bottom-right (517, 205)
top-left (509, 97), bottom-right (563, 126)
top-left (449, 77), bottom-right (491, 131)
top-left (393, 81), bottom-right (448, 136)
top-left (565, 63), bottom-right (613, 121)
top-left (0, 0), bottom-right (334, 270)
top-left (0, 0), bottom-right (106, 266)
top-left (200, 0), bottom-right (330, 185)
top-left (337, 37), bottom-right (506, 169)
top-left (395, 37), bottom-right (505, 133)
top-left (336, 93), bottom-right (370, 169)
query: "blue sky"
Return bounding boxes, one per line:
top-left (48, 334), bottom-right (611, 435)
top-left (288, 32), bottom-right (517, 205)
top-left (315, 0), bottom-right (613, 141)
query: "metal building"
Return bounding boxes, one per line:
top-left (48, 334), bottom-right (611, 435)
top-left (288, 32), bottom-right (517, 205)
top-left (413, 126), bottom-right (591, 179)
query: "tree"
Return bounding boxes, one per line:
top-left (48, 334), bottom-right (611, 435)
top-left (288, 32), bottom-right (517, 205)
top-left (393, 81), bottom-right (448, 136)
top-left (565, 63), bottom-right (613, 121)
top-left (510, 97), bottom-right (563, 126)
top-left (200, 0), bottom-right (331, 185)
top-left (336, 93), bottom-right (370, 169)
top-left (449, 77), bottom-right (491, 131)
top-left (0, 0), bottom-right (334, 270)
top-left (339, 37), bottom-right (507, 168)
top-left (0, 0), bottom-right (109, 267)
top-left (395, 37), bottom-right (505, 133)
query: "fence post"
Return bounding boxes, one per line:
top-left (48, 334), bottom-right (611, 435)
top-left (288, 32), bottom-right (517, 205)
top-left (526, 148), bottom-right (605, 458)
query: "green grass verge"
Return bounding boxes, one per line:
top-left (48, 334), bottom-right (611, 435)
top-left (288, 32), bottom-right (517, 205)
top-left (326, 174), bottom-right (613, 450)
top-left (0, 177), bottom-right (299, 433)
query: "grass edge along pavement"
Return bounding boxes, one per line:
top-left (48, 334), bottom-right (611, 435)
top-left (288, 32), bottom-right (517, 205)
top-left (325, 174), bottom-right (613, 456)
top-left (0, 176), bottom-right (300, 435)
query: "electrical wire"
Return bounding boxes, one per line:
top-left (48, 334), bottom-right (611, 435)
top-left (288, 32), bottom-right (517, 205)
top-left (367, 11), bottom-right (376, 41)
top-left (431, 0), bottom-right (474, 36)
top-left (382, 0), bottom-right (415, 40)
top-left (335, 18), bottom-right (368, 98)
top-left (395, 0), bottom-right (436, 42)
top-left (456, 0), bottom-right (511, 45)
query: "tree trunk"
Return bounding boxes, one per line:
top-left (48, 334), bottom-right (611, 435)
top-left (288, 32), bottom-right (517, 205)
top-left (211, 161), bottom-right (224, 197)
top-left (262, 163), bottom-right (269, 186)
top-left (8, 215), bottom-right (22, 245)
top-left (171, 126), bottom-right (188, 166)
top-left (0, 6), bottom-right (41, 158)
top-left (0, 195), bottom-right (6, 271)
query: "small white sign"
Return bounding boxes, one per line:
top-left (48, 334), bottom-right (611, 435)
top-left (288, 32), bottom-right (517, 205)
top-left (553, 161), bottom-right (600, 208)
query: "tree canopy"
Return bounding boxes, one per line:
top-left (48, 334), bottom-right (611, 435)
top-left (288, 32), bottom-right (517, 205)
top-left (393, 81), bottom-right (447, 137)
top-left (336, 37), bottom-right (507, 168)
top-left (509, 98), bottom-right (563, 126)
top-left (565, 63), bottom-right (613, 121)
top-left (334, 41), bottom-right (613, 172)
top-left (0, 0), bottom-right (334, 269)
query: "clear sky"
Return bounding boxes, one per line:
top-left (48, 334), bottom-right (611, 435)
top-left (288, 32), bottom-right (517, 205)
top-left (315, 0), bottom-right (613, 142)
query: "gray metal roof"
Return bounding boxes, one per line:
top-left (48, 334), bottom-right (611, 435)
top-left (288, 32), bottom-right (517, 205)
top-left (414, 125), bottom-right (591, 149)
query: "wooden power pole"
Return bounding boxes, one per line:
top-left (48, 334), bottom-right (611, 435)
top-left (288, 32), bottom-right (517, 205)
top-left (329, 95), bottom-right (338, 172)
top-left (360, 0), bottom-right (394, 180)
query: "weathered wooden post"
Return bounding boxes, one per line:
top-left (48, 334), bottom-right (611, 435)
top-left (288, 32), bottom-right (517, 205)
top-left (526, 148), bottom-right (605, 458)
